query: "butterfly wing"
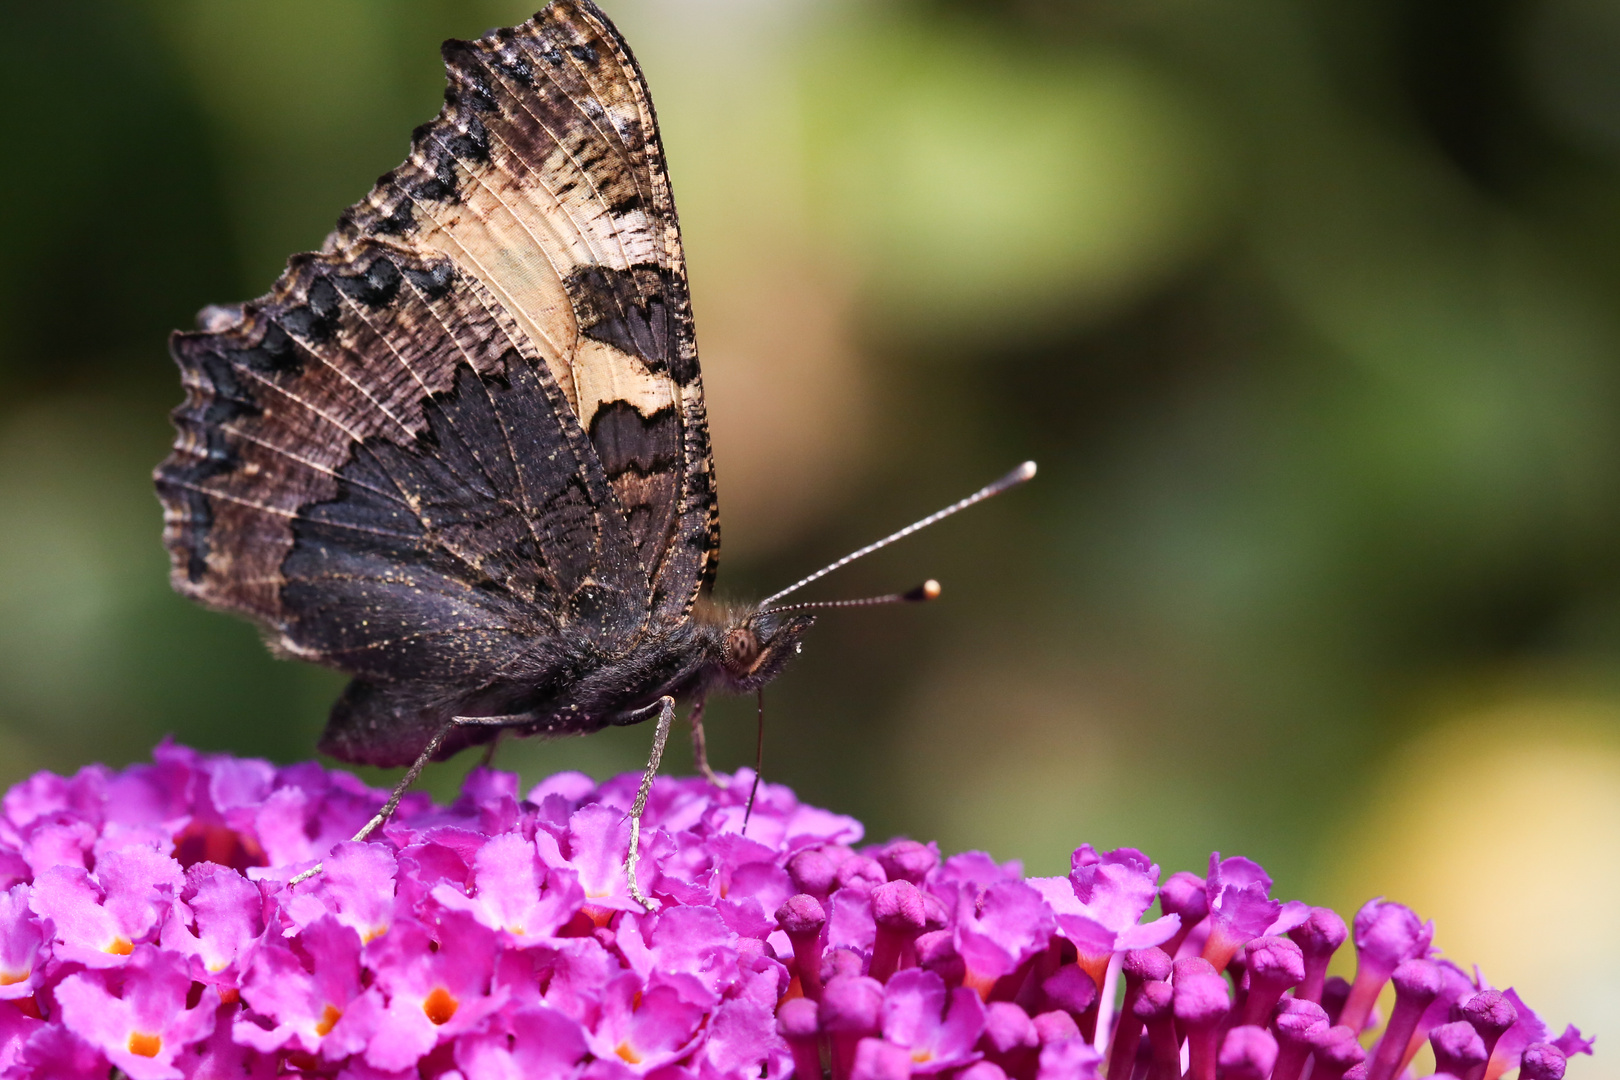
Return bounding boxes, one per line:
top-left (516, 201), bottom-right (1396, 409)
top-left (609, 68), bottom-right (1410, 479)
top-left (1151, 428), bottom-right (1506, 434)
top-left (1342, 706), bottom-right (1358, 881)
top-left (155, 1), bottom-right (718, 733)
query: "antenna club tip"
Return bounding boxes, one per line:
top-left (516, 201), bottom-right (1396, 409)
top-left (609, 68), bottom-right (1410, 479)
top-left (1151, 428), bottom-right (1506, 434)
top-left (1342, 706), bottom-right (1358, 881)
top-left (904, 579), bottom-right (942, 602)
top-left (1016, 461), bottom-right (1037, 481)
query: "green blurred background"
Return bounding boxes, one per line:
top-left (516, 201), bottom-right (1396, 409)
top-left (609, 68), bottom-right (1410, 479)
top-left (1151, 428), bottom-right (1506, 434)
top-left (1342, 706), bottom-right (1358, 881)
top-left (0, 0), bottom-right (1614, 1062)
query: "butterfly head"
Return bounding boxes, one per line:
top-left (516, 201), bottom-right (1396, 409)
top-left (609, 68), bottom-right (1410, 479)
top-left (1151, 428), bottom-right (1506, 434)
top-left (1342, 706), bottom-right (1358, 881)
top-left (714, 610), bottom-right (816, 692)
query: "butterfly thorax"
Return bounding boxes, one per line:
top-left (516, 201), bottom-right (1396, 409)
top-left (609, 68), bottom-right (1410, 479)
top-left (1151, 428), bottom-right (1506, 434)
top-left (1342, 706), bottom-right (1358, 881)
top-left (493, 598), bottom-right (814, 719)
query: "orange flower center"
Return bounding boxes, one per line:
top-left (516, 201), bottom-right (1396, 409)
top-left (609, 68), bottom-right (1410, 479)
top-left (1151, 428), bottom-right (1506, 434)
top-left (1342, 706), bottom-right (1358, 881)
top-left (127, 1032), bottom-right (161, 1058)
top-left (961, 969), bottom-right (998, 1001)
top-left (315, 1004), bottom-right (342, 1036)
top-left (422, 987), bottom-right (458, 1026)
top-left (105, 937), bottom-right (133, 956)
top-left (616, 1041), bottom-right (643, 1064)
top-left (0, 969), bottom-right (28, 987)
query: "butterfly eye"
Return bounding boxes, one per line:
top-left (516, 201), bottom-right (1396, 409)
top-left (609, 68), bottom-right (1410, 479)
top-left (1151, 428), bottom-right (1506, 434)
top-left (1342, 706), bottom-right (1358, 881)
top-left (723, 627), bottom-right (762, 673)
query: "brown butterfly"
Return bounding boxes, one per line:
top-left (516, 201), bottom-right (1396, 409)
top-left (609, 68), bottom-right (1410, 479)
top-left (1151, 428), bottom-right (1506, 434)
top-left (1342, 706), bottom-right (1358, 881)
top-left (155, 0), bottom-right (1032, 902)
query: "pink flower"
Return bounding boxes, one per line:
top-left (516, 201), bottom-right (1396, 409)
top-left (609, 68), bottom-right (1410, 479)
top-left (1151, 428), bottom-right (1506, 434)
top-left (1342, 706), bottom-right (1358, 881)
top-left (161, 862), bottom-right (264, 984)
top-left (0, 743), bottom-right (1589, 1080)
top-left (360, 913), bottom-right (507, 1070)
top-left (454, 1004), bottom-right (589, 1079)
top-left (951, 880), bottom-right (1055, 996)
top-left (30, 845), bottom-right (183, 967)
top-left (233, 914), bottom-right (365, 1058)
top-left (1029, 847), bottom-right (1178, 986)
top-left (1201, 854), bottom-right (1307, 973)
top-left (545, 803), bottom-right (654, 916)
top-left (432, 831), bottom-right (584, 945)
top-left (0, 885), bottom-right (43, 998)
top-left (1340, 898), bottom-right (1433, 1031)
top-left (281, 840), bottom-right (396, 942)
top-left (53, 945), bottom-right (215, 1079)
top-left (582, 972), bottom-right (706, 1072)
top-left (881, 968), bottom-right (985, 1072)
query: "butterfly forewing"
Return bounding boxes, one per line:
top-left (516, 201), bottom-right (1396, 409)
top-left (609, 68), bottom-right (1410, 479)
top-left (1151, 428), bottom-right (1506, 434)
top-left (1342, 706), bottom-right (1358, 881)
top-left (331, 1), bottom-right (717, 608)
top-left (155, 1), bottom-right (718, 741)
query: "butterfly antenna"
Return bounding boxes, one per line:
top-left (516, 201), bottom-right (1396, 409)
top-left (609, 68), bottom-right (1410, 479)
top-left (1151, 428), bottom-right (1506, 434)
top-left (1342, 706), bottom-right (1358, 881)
top-left (758, 461), bottom-right (1037, 608)
top-left (758, 579), bottom-right (941, 617)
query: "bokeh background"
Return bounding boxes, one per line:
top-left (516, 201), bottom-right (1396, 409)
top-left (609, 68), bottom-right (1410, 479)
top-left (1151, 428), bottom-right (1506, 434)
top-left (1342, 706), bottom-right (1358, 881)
top-left (0, 0), bottom-right (1614, 1064)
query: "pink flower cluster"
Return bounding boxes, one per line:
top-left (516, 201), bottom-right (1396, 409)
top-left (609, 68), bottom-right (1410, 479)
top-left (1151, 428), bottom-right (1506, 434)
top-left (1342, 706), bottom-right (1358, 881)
top-left (0, 743), bottom-right (1594, 1080)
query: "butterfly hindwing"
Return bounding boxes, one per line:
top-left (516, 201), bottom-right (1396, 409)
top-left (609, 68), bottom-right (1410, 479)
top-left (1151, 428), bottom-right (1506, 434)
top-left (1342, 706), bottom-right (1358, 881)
top-left (155, 1), bottom-right (717, 727)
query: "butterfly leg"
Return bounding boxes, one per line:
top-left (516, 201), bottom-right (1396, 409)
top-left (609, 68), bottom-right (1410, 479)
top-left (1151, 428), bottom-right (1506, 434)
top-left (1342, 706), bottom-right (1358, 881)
top-left (477, 731), bottom-right (503, 769)
top-left (688, 695), bottom-right (725, 787)
top-left (625, 695), bottom-right (676, 909)
top-left (289, 713), bottom-right (533, 887)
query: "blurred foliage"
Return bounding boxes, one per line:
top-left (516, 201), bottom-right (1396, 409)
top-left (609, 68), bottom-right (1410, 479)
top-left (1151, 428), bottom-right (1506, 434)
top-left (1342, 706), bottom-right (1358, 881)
top-left (0, 0), bottom-right (1615, 1055)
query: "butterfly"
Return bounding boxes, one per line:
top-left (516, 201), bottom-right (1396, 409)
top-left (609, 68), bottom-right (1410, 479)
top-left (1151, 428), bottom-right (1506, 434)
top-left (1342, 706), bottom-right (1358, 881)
top-left (155, 0), bottom-right (1031, 902)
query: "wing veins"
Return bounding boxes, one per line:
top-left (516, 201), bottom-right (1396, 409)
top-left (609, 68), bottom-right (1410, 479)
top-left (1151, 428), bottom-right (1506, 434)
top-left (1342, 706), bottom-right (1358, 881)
top-left (232, 365), bottom-right (490, 580)
top-left (528, 24), bottom-right (656, 269)
top-left (163, 479), bottom-right (419, 540)
top-left (479, 51), bottom-right (645, 299)
top-left (510, 34), bottom-right (664, 399)
top-left (232, 363), bottom-right (372, 448)
top-left (401, 169), bottom-right (572, 363)
top-left (431, 275), bottom-right (565, 593)
top-left (220, 424), bottom-right (411, 508)
top-left (285, 323), bottom-right (421, 445)
top-left (336, 288), bottom-right (508, 507)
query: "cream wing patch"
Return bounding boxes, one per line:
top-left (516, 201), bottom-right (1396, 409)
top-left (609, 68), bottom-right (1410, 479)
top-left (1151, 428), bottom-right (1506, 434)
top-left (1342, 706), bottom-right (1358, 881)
top-left (409, 136), bottom-right (657, 416)
top-left (572, 338), bottom-right (678, 431)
